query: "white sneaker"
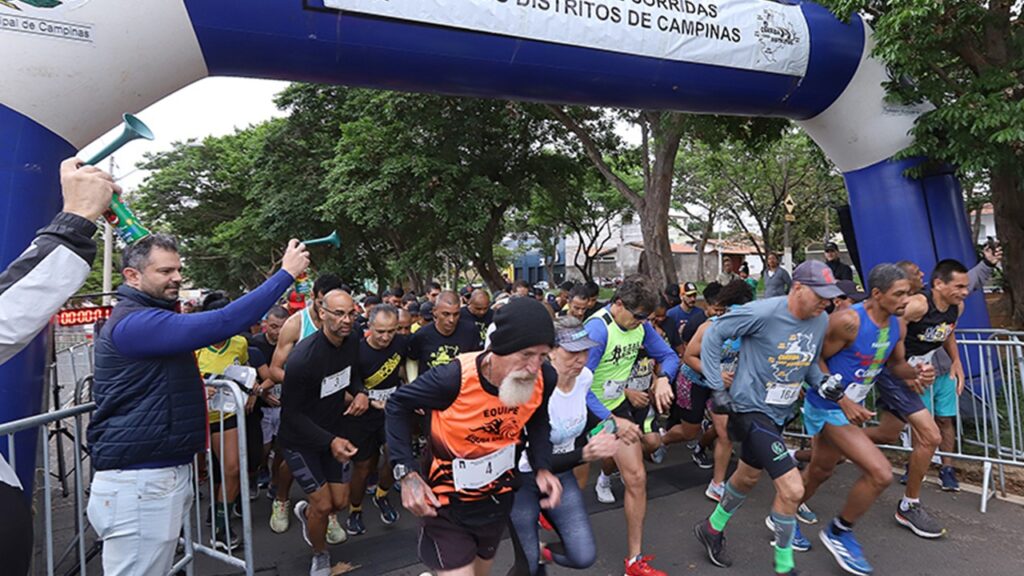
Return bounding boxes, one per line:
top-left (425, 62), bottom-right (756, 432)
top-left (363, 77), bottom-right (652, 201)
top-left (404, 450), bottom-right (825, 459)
top-left (595, 475), bottom-right (615, 504)
top-left (705, 480), bottom-right (725, 502)
top-left (326, 514), bottom-right (348, 545)
top-left (270, 499), bottom-right (290, 534)
top-left (310, 551), bottom-right (332, 576)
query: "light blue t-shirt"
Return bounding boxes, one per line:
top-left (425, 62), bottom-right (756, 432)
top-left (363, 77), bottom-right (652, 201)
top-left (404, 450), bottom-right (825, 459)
top-left (701, 296), bottom-right (828, 425)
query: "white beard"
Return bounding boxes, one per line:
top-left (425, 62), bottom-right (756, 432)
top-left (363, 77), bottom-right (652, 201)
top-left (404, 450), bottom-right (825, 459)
top-left (499, 370), bottom-right (536, 407)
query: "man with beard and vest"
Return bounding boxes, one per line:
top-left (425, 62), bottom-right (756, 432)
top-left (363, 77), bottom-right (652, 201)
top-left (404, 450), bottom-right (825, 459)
top-left (87, 235), bottom-right (308, 576)
top-left (386, 298), bottom-right (562, 576)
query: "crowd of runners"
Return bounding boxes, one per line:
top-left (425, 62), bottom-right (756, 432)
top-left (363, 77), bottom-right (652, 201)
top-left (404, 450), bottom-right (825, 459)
top-left (169, 242), bottom-right (998, 576)
top-left (0, 159), bottom-right (1007, 576)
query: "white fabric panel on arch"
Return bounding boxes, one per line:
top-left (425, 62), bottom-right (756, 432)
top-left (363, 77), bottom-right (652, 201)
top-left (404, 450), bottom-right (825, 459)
top-left (0, 0), bottom-right (207, 147)
top-left (327, 0), bottom-right (811, 77)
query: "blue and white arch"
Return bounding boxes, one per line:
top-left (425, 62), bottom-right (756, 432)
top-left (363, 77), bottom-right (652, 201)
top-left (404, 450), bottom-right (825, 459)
top-left (0, 0), bottom-right (984, 489)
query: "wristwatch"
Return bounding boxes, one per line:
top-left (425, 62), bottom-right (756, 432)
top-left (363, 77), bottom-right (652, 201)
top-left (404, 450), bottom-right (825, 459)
top-left (393, 463), bottom-right (411, 482)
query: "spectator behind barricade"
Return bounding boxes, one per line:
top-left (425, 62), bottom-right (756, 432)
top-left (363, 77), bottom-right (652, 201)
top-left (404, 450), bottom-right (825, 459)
top-left (86, 234), bottom-right (308, 576)
top-left (717, 258), bottom-right (740, 286)
top-left (824, 242), bottom-right (855, 281)
top-left (0, 157), bottom-right (119, 576)
top-left (763, 252), bottom-right (792, 298)
top-left (195, 291), bottom-right (251, 550)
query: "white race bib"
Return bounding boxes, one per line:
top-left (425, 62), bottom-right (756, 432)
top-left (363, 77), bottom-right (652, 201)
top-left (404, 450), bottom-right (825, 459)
top-left (603, 379), bottom-right (627, 399)
top-left (626, 376), bottom-right (652, 392)
top-left (844, 382), bottom-right (872, 404)
top-left (907, 349), bottom-right (937, 368)
top-left (765, 381), bottom-right (802, 406)
top-left (271, 383), bottom-right (283, 398)
top-left (452, 444), bottom-right (515, 492)
top-left (320, 367), bottom-right (351, 399)
top-left (368, 387), bottom-right (396, 403)
top-left (553, 438), bottom-right (575, 455)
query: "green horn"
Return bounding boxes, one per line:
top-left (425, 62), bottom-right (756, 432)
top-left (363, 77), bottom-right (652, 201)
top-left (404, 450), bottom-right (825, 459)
top-left (301, 230), bottom-right (341, 249)
top-left (82, 113), bottom-right (155, 245)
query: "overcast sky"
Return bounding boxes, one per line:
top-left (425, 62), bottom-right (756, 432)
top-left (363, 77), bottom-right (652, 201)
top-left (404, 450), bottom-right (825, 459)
top-left (79, 77), bottom-right (291, 191)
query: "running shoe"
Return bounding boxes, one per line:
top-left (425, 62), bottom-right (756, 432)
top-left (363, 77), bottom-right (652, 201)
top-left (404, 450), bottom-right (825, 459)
top-left (691, 445), bottom-right (714, 469)
top-left (820, 527), bottom-right (873, 576)
top-left (257, 468), bottom-right (271, 490)
top-left (232, 499), bottom-right (244, 519)
top-left (267, 484), bottom-right (277, 501)
top-left (650, 443), bottom-right (667, 464)
top-left (894, 502), bottom-right (946, 539)
top-left (539, 543), bottom-right (553, 564)
top-left (694, 520), bottom-right (732, 567)
top-left (325, 514), bottom-right (347, 544)
top-left (374, 493), bottom-right (400, 525)
top-left (764, 515), bottom-right (812, 552)
top-left (538, 512), bottom-right (554, 532)
top-left (705, 480), bottom-right (725, 503)
top-left (797, 502), bottom-right (818, 525)
top-left (939, 466), bottom-right (961, 492)
top-left (294, 500), bottom-right (312, 547)
top-left (343, 510), bottom-right (365, 536)
top-left (213, 520), bottom-right (241, 552)
top-left (624, 554), bottom-right (667, 576)
top-left (899, 470), bottom-right (908, 485)
top-left (310, 551), bottom-right (332, 576)
top-left (595, 474), bottom-right (615, 504)
top-left (270, 499), bottom-right (290, 533)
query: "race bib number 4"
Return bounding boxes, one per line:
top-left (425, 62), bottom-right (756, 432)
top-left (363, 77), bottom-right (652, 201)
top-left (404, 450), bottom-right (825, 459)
top-left (453, 444), bottom-right (515, 492)
top-left (321, 367), bottom-right (351, 399)
top-left (603, 379), bottom-right (627, 399)
top-left (765, 381), bottom-right (801, 406)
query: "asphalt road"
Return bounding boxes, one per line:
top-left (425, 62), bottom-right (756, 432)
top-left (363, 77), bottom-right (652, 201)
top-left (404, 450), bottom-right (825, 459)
top-left (187, 449), bottom-right (1024, 576)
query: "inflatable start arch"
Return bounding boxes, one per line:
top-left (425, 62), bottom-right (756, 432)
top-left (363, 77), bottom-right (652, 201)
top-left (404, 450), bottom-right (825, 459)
top-left (0, 0), bottom-right (985, 488)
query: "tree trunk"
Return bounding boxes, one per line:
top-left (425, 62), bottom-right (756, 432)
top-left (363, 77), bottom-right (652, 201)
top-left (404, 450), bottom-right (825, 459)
top-left (990, 165), bottom-right (1024, 327)
top-left (473, 240), bottom-right (507, 292)
top-left (639, 197), bottom-right (677, 288)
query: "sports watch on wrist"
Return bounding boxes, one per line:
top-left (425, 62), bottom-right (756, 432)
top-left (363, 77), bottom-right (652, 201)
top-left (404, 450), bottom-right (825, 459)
top-left (393, 463), bottom-right (411, 482)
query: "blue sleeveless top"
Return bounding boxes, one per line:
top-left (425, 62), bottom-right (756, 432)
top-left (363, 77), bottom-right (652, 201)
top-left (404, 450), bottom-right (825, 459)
top-left (808, 303), bottom-right (900, 409)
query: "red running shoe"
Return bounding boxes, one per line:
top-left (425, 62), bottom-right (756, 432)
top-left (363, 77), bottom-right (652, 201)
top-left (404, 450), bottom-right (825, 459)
top-left (539, 543), bottom-right (554, 564)
top-left (624, 555), bottom-right (667, 576)
top-left (538, 512), bottom-right (554, 532)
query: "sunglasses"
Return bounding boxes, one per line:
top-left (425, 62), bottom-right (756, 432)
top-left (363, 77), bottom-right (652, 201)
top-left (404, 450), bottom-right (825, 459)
top-left (628, 308), bottom-right (651, 322)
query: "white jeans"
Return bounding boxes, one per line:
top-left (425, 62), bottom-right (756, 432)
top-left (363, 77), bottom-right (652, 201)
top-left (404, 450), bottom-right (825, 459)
top-left (87, 464), bottom-right (192, 576)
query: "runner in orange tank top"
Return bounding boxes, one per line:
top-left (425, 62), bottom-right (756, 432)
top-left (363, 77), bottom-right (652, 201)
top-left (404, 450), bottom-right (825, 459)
top-left (386, 298), bottom-right (561, 576)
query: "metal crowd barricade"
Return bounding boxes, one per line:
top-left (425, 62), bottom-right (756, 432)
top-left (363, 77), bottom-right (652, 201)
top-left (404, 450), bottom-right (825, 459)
top-left (786, 328), bottom-right (1024, 513)
top-left (176, 375), bottom-right (257, 576)
top-left (3, 376), bottom-right (257, 574)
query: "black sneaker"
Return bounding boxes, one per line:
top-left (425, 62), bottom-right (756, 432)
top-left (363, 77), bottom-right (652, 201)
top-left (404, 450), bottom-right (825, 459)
top-left (374, 493), bottom-right (400, 525)
top-left (694, 520), bottom-right (732, 567)
top-left (692, 445), bottom-right (714, 470)
top-left (345, 510), bottom-right (366, 535)
top-left (213, 522), bottom-right (241, 552)
top-left (895, 502), bottom-right (945, 539)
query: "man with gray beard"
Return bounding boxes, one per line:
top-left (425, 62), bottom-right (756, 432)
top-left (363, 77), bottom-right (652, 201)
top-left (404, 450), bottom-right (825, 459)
top-left (386, 298), bottom-right (561, 576)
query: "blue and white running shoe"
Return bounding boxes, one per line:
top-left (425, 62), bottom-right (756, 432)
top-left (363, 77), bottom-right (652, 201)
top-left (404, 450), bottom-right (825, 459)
top-left (819, 527), bottom-right (873, 576)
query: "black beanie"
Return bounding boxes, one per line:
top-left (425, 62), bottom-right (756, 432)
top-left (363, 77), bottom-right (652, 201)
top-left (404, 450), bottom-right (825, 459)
top-left (489, 297), bottom-right (555, 355)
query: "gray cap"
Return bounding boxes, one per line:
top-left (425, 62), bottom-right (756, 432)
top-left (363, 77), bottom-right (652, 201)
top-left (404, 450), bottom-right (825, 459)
top-left (554, 327), bottom-right (601, 352)
top-left (793, 260), bottom-right (844, 299)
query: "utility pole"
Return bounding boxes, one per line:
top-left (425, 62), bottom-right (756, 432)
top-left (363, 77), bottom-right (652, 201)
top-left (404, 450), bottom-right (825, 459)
top-left (102, 156), bottom-right (115, 306)
top-left (783, 193), bottom-right (795, 271)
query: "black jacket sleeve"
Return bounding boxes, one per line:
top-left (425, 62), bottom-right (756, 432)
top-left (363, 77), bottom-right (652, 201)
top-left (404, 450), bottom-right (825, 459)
top-left (548, 407), bottom-right (603, 474)
top-left (0, 213), bottom-right (97, 365)
top-left (385, 361), bottom-right (462, 471)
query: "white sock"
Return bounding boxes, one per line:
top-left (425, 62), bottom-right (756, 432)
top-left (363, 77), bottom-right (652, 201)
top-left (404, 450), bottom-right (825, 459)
top-left (900, 496), bottom-right (920, 511)
top-left (598, 471), bottom-right (610, 484)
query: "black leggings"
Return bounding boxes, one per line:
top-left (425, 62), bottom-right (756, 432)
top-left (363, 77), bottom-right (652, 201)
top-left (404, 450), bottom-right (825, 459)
top-left (0, 482), bottom-right (32, 575)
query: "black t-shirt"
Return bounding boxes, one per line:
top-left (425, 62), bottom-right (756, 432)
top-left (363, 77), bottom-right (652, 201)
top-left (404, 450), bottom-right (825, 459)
top-left (408, 322), bottom-right (482, 375)
top-left (248, 333), bottom-right (276, 368)
top-left (278, 330), bottom-right (364, 452)
top-left (359, 334), bottom-right (409, 392)
top-left (459, 307), bottom-right (494, 350)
